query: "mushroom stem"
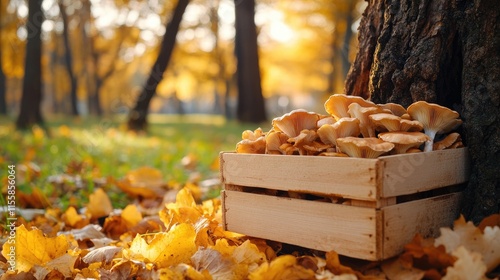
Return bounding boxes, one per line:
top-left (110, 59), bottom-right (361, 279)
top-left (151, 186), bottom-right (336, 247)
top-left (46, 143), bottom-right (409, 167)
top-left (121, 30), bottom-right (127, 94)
top-left (423, 130), bottom-right (437, 152)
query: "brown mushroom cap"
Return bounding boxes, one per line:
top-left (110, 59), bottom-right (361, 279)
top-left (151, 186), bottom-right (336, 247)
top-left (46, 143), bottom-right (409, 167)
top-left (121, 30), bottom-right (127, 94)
top-left (324, 94), bottom-right (376, 121)
top-left (433, 132), bottom-right (462, 150)
top-left (348, 103), bottom-right (392, 137)
top-left (317, 117), bottom-right (360, 146)
top-left (369, 113), bottom-right (402, 132)
top-left (336, 137), bottom-right (395, 158)
top-left (379, 103), bottom-right (408, 117)
top-left (242, 127), bottom-right (264, 140)
top-left (407, 101), bottom-right (462, 152)
top-left (399, 119), bottom-right (424, 132)
top-left (265, 130), bottom-right (289, 154)
top-left (378, 132), bottom-right (430, 154)
top-left (272, 109), bottom-right (320, 138)
top-left (236, 137), bottom-right (266, 154)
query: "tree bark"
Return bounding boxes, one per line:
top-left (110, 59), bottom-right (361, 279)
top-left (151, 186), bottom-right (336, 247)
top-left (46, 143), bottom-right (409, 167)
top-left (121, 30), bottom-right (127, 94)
top-left (345, 0), bottom-right (500, 223)
top-left (17, 0), bottom-right (44, 129)
top-left (234, 0), bottom-right (267, 123)
top-left (127, 0), bottom-right (189, 131)
top-left (59, 1), bottom-right (78, 116)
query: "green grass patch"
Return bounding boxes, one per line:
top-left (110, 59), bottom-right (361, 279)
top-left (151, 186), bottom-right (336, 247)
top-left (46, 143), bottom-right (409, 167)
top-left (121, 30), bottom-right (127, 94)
top-left (0, 115), bottom-right (265, 210)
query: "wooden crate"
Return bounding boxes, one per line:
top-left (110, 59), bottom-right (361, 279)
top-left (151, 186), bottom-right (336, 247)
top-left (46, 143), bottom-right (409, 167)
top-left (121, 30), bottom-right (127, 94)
top-left (220, 148), bottom-right (469, 261)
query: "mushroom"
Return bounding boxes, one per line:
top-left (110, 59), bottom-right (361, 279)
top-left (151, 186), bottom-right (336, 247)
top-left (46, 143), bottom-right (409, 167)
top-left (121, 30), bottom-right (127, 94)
top-left (369, 113), bottom-right (402, 132)
top-left (369, 113), bottom-right (424, 133)
top-left (272, 109), bottom-right (320, 138)
top-left (336, 137), bottom-right (395, 158)
top-left (317, 116), bottom-right (336, 127)
top-left (265, 130), bottom-right (289, 154)
top-left (324, 94), bottom-right (376, 121)
top-left (236, 137), bottom-right (266, 154)
top-left (379, 103), bottom-right (408, 117)
top-left (318, 152), bottom-right (349, 157)
top-left (347, 103), bottom-right (392, 137)
top-left (407, 101), bottom-right (462, 152)
top-left (241, 127), bottom-right (265, 140)
top-left (317, 117), bottom-right (360, 146)
top-left (433, 132), bottom-right (462, 150)
top-left (378, 132), bottom-right (430, 154)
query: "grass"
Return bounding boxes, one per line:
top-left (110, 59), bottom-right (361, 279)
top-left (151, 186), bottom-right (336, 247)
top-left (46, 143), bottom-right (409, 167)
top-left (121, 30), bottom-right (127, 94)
top-left (0, 115), bottom-right (264, 210)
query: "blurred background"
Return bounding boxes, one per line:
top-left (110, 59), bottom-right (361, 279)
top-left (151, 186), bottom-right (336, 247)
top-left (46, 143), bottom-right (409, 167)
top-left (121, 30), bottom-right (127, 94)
top-left (0, 0), bottom-right (366, 122)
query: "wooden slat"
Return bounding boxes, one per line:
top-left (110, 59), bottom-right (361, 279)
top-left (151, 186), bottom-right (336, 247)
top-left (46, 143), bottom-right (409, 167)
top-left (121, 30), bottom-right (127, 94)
top-left (223, 190), bottom-right (379, 260)
top-left (379, 148), bottom-right (469, 198)
top-left (381, 192), bottom-right (463, 259)
top-left (220, 153), bottom-right (379, 201)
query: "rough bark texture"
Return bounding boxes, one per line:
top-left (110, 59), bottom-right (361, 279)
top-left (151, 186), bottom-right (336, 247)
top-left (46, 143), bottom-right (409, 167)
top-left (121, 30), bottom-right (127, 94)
top-left (234, 0), bottom-right (267, 123)
top-left (127, 0), bottom-right (189, 131)
top-left (345, 0), bottom-right (499, 223)
top-left (17, 0), bottom-right (44, 129)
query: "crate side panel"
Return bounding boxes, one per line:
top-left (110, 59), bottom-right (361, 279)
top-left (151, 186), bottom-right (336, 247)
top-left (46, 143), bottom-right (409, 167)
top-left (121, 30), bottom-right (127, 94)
top-left (221, 153), bottom-right (379, 201)
top-left (380, 148), bottom-right (469, 197)
top-left (382, 192), bottom-right (463, 259)
top-left (223, 190), bottom-right (379, 260)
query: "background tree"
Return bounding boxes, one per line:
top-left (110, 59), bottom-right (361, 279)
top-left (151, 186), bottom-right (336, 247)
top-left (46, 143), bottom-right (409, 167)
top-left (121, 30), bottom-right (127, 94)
top-left (0, 33), bottom-right (6, 115)
top-left (128, 0), bottom-right (190, 131)
top-left (234, 0), bottom-right (267, 123)
top-left (59, 0), bottom-right (78, 116)
top-left (345, 0), bottom-right (500, 223)
top-left (16, 0), bottom-right (44, 129)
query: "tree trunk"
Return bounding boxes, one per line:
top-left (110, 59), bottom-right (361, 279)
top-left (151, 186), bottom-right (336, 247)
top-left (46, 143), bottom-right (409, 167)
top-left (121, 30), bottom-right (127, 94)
top-left (345, 0), bottom-right (500, 223)
top-left (234, 0), bottom-right (267, 123)
top-left (127, 0), bottom-right (189, 131)
top-left (59, 0), bottom-right (78, 116)
top-left (17, 0), bottom-right (44, 129)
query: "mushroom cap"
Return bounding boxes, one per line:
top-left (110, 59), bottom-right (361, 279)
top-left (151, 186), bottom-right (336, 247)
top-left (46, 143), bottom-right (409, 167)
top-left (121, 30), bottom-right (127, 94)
top-left (324, 94), bottom-right (376, 121)
top-left (369, 113), bottom-right (402, 132)
top-left (378, 132), bottom-right (430, 154)
top-left (272, 109), bottom-right (320, 138)
top-left (236, 137), bottom-right (266, 154)
top-left (407, 101), bottom-right (461, 135)
top-left (265, 130), bottom-right (289, 154)
top-left (336, 137), bottom-right (395, 158)
top-left (317, 117), bottom-right (360, 146)
top-left (399, 119), bottom-right (424, 132)
top-left (348, 103), bottom-right (392, 137)
top-left (242, 127), bottom-right (265, 140)
top-left (379, 103), bottom-right (408, 117)
top-left (433, 132), bottom-right (462, 150)
top-left (317, 116), bottom-right (336, 127)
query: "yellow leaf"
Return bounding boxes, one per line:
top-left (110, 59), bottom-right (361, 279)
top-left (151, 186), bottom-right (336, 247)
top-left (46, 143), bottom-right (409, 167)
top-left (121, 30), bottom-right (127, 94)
top-left (125, 223), bottom-right (197, 268)
top-left (62, 206), bottom-right (84, 227)
top-left (249, 255), bottom-right (315, 280)
top-left (121, 204), bottom-right (143, 227)
top-left (1, 224), bottom-right (70, 272)
top-left (86, 188), bottom-right (113, 219)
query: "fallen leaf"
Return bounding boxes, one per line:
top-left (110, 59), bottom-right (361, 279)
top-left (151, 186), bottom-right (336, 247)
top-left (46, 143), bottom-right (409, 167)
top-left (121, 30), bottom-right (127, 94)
top-left (121, 204), bottom-right (142, 227)
top-left (442, 246), bottom-right (487, 280)
top-left (381, 258), bottom-right (425, 280)
top-left (116, 166), bottom-right (166, 199)
top-left (62, 224), bottom-right (106, 241)
top-left (124, 223), bottom-right (197, 268)
top-left (248, 254), bottom-right (316, 280)
top-left (82, 246), bottom-right (122, 264)
top-left (1, 225), bottom-right (70, 272)
top-left (86, 188), bottom-right (113, 219)
top-left (435, 215), bottom-right (500, 272)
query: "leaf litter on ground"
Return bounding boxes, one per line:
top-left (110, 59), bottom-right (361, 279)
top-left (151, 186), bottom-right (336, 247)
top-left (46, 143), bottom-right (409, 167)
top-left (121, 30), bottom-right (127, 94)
top-left (0, 123), bottom-right (499, 279)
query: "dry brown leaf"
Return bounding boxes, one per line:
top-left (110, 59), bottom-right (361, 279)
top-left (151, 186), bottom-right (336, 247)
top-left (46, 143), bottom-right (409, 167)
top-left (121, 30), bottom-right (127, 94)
top-left (82, 246), bottom-right (122, 264)
top-left (62, 224), bottom-right (106, 241)
top-left (381, 258), bottom-right (426, 280)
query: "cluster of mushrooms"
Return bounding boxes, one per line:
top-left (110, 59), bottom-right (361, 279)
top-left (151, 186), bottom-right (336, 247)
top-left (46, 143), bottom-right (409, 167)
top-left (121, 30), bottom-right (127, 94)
top-left (236, 94), bottom-right (464, 158)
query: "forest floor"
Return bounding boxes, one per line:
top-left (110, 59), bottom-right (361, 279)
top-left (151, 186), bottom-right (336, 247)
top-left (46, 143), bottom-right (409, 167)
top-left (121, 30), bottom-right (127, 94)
top-left (0, 116), bottom-right (497, 279)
